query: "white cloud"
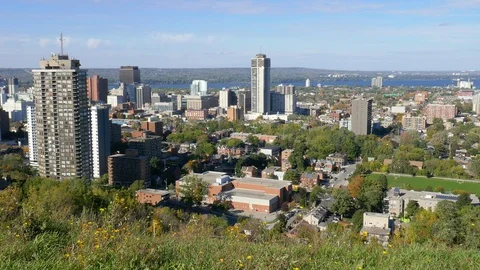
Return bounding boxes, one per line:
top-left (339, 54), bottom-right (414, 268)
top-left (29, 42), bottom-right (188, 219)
top-left (151, 32), bottom-right (195, 43)
top-left (86, 38), bottom-right (110, 49)
top-left (39, 38), bottom-right (50, 47)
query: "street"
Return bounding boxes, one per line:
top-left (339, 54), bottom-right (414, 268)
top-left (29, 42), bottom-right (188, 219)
top-left (329, 163), bottom-right (358, 188)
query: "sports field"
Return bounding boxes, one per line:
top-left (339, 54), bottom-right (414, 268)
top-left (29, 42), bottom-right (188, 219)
top-left (367, 174), bottom-right (480, 196)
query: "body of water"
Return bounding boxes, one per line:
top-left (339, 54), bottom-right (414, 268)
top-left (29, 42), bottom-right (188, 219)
top-left (145, 79), bottom-right (477, 89)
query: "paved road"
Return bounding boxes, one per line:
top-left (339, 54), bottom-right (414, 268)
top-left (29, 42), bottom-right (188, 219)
top-left (372, 172), bottom-right (480, 183)
top-left (329, 163), bottom-right (357, 188)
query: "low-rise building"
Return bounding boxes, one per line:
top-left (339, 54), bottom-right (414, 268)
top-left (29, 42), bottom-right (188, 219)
top-left (242, 166), bottom-right (260, 177)
top-left (281, 149), bottom-right (293, 172)
top-left (259, 145), bottom-right (281, 157)
top-left (176, 171), bottom-right (292, 213)
top-left (230, 132), bottom-right (278, 143)
top-left (303, 207), bottom-right (329, 226)
top-left (261, 166), bottom-right (281, 179)
top-left (360, 212), bottom-right (392, 245)
top-left (326, 153), bottom-right (347, 167)
top-left (136, 189), bottom-right (170, 205)
top-left (386, 188), bottom-right (480, 217)
top-left (185, 109), bottom-right (208, 120)
top-left (299, 172), bottom-right (323, 189)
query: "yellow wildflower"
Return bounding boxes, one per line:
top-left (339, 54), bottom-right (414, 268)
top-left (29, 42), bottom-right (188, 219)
top-left (382, 250), bottom-right (388, 255)
top-left (293, 268), bottom-right (300, 270)
top-left (95, 245), bottom-right (100, 249)
top-left (199, 251), bottom-right (204, 254)
top-left (219, 258), bottom-right (224, 263)
top-left (247, 255), bottom-right (252, 260)
top-left (99, 208), bottom-right (105, 212)
top-left (358, 267), bottom-right (362, 270)
top-left (65, 254), bottom-right (70, 258)
top-left (15, 234), bottom-right (20, 238)
top-left (239, 263), bottom-right (244, 268)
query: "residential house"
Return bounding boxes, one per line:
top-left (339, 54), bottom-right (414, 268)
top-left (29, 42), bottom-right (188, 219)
top-left (242, 166), bottom-right (260, 177)
top-left (299, 172), bottom-right (322, 189)
top-left (360, 212), bottom-right (392, 246)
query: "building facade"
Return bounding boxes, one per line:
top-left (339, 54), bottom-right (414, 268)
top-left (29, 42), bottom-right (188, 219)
top-left (135, 84), bottom-right (152, 108)
top-left (91, 105), bottom-right (111, 178)
top-left (119, 66), bottom-right (140, 84)
top-left (26, 106), bottom-right (37, 166)
top-left (32, 53), bottom-right (92, 180)
top-left (227, 106), bottom-right (243, 121)
top-left (424, 104), bottom-right (457, 124)
top-left (351, 99), bottom-right (373, 135)
top-left (251, 54), bottom-right (271, 114)
top-left (108, 149), bottom-right (150, 187)
top-left (402, 114), bottom-right (426, 131)
top-left (86, 75), bottom-right (108, 103)
top-left (237, 89), bottom-right (251, 114)
top-left (190, 80), bottom-right (208, 96)
top-left (371, 76), bottom-right (383, 88)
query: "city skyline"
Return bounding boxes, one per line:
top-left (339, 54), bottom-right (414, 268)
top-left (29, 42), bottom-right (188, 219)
top-left (0, 0), bottom-right (479, 70)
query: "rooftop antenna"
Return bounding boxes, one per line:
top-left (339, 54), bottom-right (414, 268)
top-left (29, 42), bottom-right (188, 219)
top-left (59, 32), bottom-right (64, 56)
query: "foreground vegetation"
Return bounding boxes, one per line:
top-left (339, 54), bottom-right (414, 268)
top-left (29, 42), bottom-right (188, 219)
top-left (0, 154), bottom-right (480, 269)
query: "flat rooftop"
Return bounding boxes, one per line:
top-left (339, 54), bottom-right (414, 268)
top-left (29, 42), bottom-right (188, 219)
top-left (181, 171), bottom-right (291, 189)
top-left (364, 212), bottom-right (389, 218)
top-left (137, 189), bottom-right (170, 196)
top-left (387, 188), bottom-right (480, 204)
top-left (220, 188), bottom-right (277, 202)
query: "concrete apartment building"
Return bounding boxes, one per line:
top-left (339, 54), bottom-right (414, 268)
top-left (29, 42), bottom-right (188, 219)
top-left (402, 114), bottom-right (426, 131)
top-left (473, 93), bottom-right (480, 115)
top-left (251, 54), bottom-right (271, 114)
top-left (91, 105), bottom-right (111, 178)
top-left (86, 75), bottom-right (108, 103)
top-left (108, 149), bottom-right (150, 187)
top-left (271, 84), bottom-right (296, 114)
top-left (371, 76), bottom-right (383, 88)
top-left (219, 88), bottom-right (237, 109)
top-left (7, 77), bottom-right (19, 97)
top-left (107, 95), bottom-right (124, 108)
top-left (424, 104), bottom-right (457, 124)
top-left (176, 171), bottom-right (292, 213)
top-left (386, 188), bottom-right (480, 217)
top-left (119, 66), bottom-right (140, 84)
top-left (351, 98), bottom-right (373, 135)
top-left (32, 53), bottom-right (92, 180)
top-left (26, 106), bottom-right (37, 166)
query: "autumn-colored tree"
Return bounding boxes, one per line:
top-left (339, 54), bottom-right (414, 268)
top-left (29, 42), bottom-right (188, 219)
top-left (348, 175), bottom-right (364, 198)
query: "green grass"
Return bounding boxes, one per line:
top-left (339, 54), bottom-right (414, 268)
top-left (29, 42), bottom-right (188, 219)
top-left (367, 174), bottom-right (480, 196)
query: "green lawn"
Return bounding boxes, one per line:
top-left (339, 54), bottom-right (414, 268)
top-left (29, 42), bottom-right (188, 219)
top-left (367, 174), bottom-right (480, 196)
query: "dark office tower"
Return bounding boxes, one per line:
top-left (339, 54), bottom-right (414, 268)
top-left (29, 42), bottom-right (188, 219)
top-left (87, 75), bottom-right (108, 103)
top-left (251, 54), bottom-right (271, 114)
top-left (119, 66), bottom-right (140, 84)
top-left (32, 53), bottom-right (92, 180)
top-left (351, 98), bottom-right (373, 135)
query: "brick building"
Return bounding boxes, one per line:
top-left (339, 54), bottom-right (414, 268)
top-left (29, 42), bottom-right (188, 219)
top-left (127, 136), bottom-right (162, 158)
top-left (136, 189), bottom-right (170, 205)
top-left (185, 109), bottom-right (208, 120)
top-left (299, 172), bottom-right (323, 189)
top-left (176, 172), bottom-right (292, 213)
top-left (108, 149), bottom-right (151, 187)
top-left (141, 121), bottom-right (163, 136)
top-left (281, 149), bottom-right (293, 172)
top-left (424, 104), bottom-right (457, 124)
top-left (402, 114), bottom-right (426, 131)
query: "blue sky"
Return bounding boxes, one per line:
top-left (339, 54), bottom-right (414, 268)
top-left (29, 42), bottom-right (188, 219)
top-left (0, 0), bottom-right (479, 70)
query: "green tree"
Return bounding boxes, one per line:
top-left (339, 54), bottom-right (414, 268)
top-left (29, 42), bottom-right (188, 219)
top-left (331, 189), bottom-right (355, 218)
top-left (405, 200), bottom-right (419, 218)
top-left (284, 169), bottom-right (300, 184)
top-left (351, 209), bottom-right (366, 233)
top-left (195, 141), bottom-right (216, 159)
top-left (150, 156), bottom-right (164, 175)
top-left (179, 175), bottom-right (210, 207)
top-left (456, 193), bottom-right (472, 209)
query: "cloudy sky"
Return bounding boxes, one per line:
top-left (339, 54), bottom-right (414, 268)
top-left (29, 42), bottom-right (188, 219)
top-left (1, 0), bottom-right (479, 70)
